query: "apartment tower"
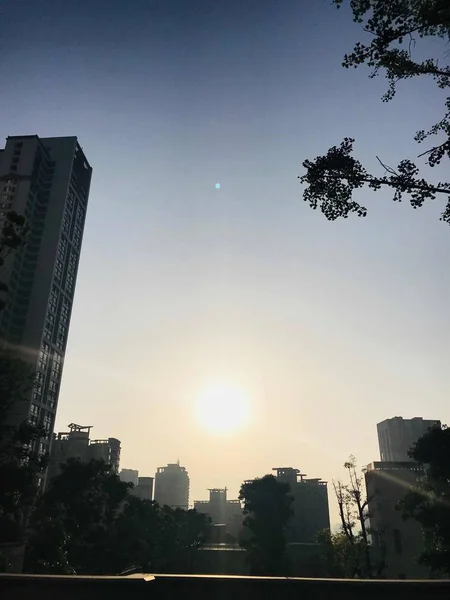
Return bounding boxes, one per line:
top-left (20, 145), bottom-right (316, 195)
top-left (0, 135), bottom-right (92, 458)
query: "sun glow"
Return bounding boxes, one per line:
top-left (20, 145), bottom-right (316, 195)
top-left (195, 382), bottom-right (251, 434)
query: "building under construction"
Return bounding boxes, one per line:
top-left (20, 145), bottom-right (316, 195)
top-left (46, 423), bottom-right (121, 486)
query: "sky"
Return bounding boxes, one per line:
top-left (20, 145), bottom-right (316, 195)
top-left (1, 0), bottom-right (450, 525)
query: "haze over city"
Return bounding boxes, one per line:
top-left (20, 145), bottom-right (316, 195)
top-left (1, 0), bottom-right (449, 515)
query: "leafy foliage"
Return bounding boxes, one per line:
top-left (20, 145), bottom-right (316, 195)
top-left (0, 351), bottom-right (45, 544)
top-left (399, 424), bottom-right (450, 575)
top-left (317, 528), bottom-right (369, 578)
top-left (239, 474), bottom-right (294, 576)
top-left (300, 0), bottom-right (450, 223)
top-left (24, 459), bottom-right (211, 575)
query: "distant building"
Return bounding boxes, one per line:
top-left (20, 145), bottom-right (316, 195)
top-left (47, 423), bottom-right (121, 484)
top-left (194, 488), bottom-right (243, 540)
top-left (120, 469), bottom-right (139, 487)
top-left (154, 462), bottom-right (189, 509)
top-left (273, 467), bottom-right (330, 543)
top-left (88, 437), bottom-right (121, 470)
top-left (377, 417), bottom-right (440, 462)
top-left (0, 135), bottom-right (92, 458)
top-left (365, 461), bottom-right (428, 579)
top-left (131, 476), bottom-right (154, 501)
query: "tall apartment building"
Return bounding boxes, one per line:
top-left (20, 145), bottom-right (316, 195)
top-left (273, 467), bottom-right (330, 543)
top-left (47, 423), bottom-right (120, 483)
top-left (0, 135), bottom-right (92, 457)
top-left (154, 462), bottom-right (189, 510)
top-left (377, 417), bottom-right (440, 462)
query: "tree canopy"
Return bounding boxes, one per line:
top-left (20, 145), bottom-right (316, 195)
top-left (239, 474), bottom-right (293, 576)
top-left (300, 0), bottom-right (450, 223)
top-left (399, 424), bottom-right (450, 575)
top-left (24, 459), bottom-right (210, 575)
top-left (0, 351), bottom-right (45, 545)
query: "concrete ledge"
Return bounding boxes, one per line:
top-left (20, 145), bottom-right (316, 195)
top-left (1, 573), bottom-right (450, 600)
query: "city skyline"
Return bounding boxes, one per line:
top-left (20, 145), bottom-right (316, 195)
top-left (1, 0), bottom-right (449, 516)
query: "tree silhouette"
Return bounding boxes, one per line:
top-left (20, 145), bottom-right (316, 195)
top-left (239, 475), bottom-right (293, 576)
top-left (300, 0), bottom-right (450, 223)
top-left (24, 459), bottom-right (211, 575)
top-left (25, 459), bottom-right (131, 574)
top-left (0, 351), bottom-right (45, 546)
top-left (333, 456), bottom-right (373, 577)
top-left (399, 424), bottom-right (450, 575)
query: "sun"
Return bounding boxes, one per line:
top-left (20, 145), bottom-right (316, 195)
top-left (195, 382), bottom-right (250, 434)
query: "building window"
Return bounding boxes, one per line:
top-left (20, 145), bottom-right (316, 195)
top-left (56, 323), bottom-right (67, 350)
top-left (75, 205), bottom-right (85, 226)
top-left (72, 225), bottom-right (82, 250)
top-left (32, 372), bottom-right (44, 402)
top-left (54, 258), bottom-right (63, 282)
top-left (37, 342), bottom-right (50, 371)
top-left (29, 403), bottom-right (40, 425)
top-left (65, 273), bottom-right (74, 294)
top-left (47, 379), bottom-right (58, 409)
top-left (67, 189), bottom-right (75, 212)
top-left (48, 286), bottom-right (59, 314)
top-left (41, 410), bottom-right (53, 437)
top-left (62, 212), bottom-right (71, 237)
top-left (51, 351), bottom-right (62, 380)
top-left (57, 237), bottom-right (67, 262)
top-left (43, 312), bottom-right (55, 341)
top-left (61, 297), bottom-right (71, 321)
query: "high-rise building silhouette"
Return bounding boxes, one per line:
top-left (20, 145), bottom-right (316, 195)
top-left (47, 423), bottom-right (121, 483)
top-left (273, 467), bottom-right (330, 543)
top-left (0, 135), bottom-right (92, 457)
top-left (194, 488), bottom-right (243, 541)
top-left (120, 469), bottom-right (154, 500)
top-left (132, 477), bottom-right (154, 501)
top-left (377, 417), bottom-right (440, 462)
top-left (154, 462), bottom-right (189, 509)
top-left (120, 469), bottom-right (139, 487)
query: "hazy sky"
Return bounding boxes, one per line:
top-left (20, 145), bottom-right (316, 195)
top-left (1, 0), bottom-right (449, 524)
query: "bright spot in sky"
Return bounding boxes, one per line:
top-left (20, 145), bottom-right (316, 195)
top-left (215, 183), bottom-right (221, 189)
top-left (195, 382), bottom-right (250, 434)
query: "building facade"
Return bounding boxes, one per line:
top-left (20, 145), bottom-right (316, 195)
top-left (120, 469), bottom-right (139, 487)
top-left (273, 467), bottom-right (330, 543)
top-left (131, 477), bottom-right (154, 501)
top-left (377, 417), bottom-right (440, 462)
top-left (0, 135), bottom-right (92, 458)
top-left (194, 488), bottom-right (243, 541)
top-left (154, 462), bottom-right (189, 509)
top-left (47, 423), bottom-right (120, 484)
top-left (365, 461), bottom-right (428, 578)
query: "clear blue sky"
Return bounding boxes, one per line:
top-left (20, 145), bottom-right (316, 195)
top-left (1, 0), bottom-right (449, 522)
